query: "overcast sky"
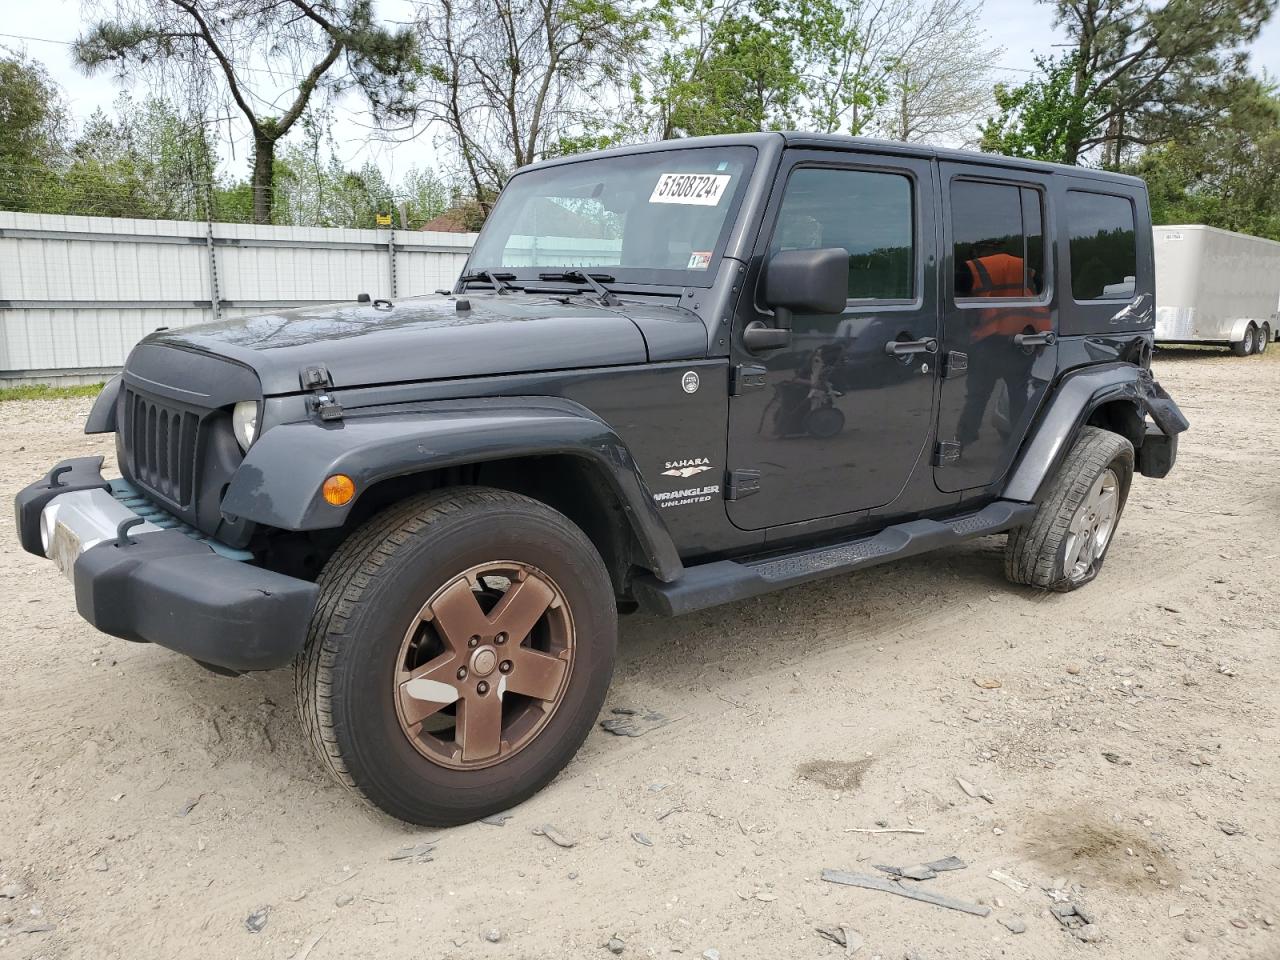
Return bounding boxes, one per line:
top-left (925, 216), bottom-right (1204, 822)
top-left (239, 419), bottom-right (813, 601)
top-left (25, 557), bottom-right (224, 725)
top-left (3, 0), bottom-right (1278, 181)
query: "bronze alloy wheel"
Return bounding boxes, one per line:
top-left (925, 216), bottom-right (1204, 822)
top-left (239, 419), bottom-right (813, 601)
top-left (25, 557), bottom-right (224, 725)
top-left (393, 561), bottom-right (575, 769)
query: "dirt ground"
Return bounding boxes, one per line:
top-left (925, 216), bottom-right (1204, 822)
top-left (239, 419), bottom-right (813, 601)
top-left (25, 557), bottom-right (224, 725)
top-left (1, 347), bottom-right (1277, 960)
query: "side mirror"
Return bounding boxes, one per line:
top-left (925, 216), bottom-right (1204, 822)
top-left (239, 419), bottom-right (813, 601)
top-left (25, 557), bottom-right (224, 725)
top-left (764, 247), bottom-right (850, 321)
top-left (743, 247), bottom-right (850, 353)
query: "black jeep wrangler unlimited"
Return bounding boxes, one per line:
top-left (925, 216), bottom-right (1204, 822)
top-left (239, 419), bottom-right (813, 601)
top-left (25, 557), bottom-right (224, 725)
top-left (16, 133), bottom-right (1187, 825)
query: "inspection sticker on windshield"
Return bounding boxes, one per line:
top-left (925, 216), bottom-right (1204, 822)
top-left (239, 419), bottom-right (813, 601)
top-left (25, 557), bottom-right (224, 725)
top-left (650, 173), bottom-right (732, 206)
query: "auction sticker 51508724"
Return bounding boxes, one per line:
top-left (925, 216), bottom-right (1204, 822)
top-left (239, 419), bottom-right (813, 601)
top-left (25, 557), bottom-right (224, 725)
top-left (650, 173), bottom-right (731, 206)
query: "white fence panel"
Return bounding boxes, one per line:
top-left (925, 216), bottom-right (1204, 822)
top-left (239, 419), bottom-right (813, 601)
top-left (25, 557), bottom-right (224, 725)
top-left (0, 211), bottom-right (476, 385)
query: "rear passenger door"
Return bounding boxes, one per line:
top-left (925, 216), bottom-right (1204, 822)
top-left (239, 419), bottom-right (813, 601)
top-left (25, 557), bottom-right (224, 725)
top-left (935, 166), bottom-right (1056, 493)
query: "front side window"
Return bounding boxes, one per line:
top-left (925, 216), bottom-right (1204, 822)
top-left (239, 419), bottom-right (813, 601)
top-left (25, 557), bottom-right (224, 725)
top-left (769, 167), bottom-right (915, 301)
top-left (468, 147), bottom-right (755, 283)
top-left (1067, 191), bottom-right (1137, 300)
top-left (952, 180), bottom-right (1045, 300)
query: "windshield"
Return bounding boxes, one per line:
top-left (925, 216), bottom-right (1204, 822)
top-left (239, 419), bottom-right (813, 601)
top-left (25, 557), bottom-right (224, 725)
top-left (468, 146), bottom-right (757, 287)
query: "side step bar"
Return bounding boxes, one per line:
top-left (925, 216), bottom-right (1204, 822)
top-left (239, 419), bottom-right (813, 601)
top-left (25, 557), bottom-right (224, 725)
top-left (633, 500), bottom-right (1037, 617)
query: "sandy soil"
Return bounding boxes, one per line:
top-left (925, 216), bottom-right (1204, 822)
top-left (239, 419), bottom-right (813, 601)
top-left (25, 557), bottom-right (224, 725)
top-left (1, 348), bottom-right (1277, 960)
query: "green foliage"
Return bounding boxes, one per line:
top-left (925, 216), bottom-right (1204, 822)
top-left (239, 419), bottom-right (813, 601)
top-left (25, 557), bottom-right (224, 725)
top-left (1133, 77), bottom-right (1280, 239)
top-left (0, 54), bottom-right (68, 209)
top-left (0, 382), bottom-right (104, 402)
top-left (980, 53), bottom-right (1096, 162)
top-left (647, 0), bottom-right (851, 138)
top-left (0, 55), bottom-right (66, 167)
top-left (653, 0), bottom-right (803, 136)
top-left (61, 94), bottom-right (218, 219)
top-left (398, 167), bottom-right (452, 226)
top-left (416, 0), bottom-right (652, 204)
top-left (74, 0), bottom-right (420, 223)
top-left (982, 0), bottom-right (1274, 166)
top-left (0, 66), bottom-right (461, 229)
top-left (795, 0), bottom-right (882, 135)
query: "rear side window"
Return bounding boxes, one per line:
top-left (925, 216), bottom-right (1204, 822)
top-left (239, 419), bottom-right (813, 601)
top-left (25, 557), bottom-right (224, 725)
top-left (770, 167), bottom-right (914, 301)
top-left (951, 180), bottom-right (1045, 299)
top-left (1067, 191), bottom-right (1136, 301)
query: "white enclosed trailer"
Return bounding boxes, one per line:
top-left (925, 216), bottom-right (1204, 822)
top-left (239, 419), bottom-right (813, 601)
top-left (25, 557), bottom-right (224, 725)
top-left (1153, 224), bottom-right (1280, 356)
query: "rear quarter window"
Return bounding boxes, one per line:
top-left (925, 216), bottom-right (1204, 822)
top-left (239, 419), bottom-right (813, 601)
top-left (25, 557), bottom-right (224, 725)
top-left (1067, 191), bottom-right (1137, 301)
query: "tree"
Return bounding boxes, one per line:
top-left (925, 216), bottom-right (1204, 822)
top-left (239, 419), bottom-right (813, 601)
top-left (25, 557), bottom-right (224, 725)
top-left (873, 3), bottom-right (999, 143)
top-left (640, 0), bottom-right (998, 143)
top-left (804, 0), bottom-right (998, 140)
top-left (415, 0), bottom-right (651, 206)
top-left (74, 0), bottom-right (418, 223)
top-left (398, 166), bottom-right (451, 226)
top-left (982, 0), bottom-right (1274, 166)
top-left (1135, 76), bottom-right (1280, 238)
top-left (0, 53), bottom-right (69, 210)
top-left (653, 0), bottom-right (811, 137)
top-left (981, 53), bottom-right (1093, 161)
top-left (61, 93), bottom-right (219, 218)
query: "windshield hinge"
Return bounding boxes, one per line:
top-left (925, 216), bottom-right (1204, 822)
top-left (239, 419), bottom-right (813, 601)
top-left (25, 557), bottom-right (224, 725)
top-left (729, 363), bottom-right (768, 396)
top-left (301, 364), bottom-right (344, 422)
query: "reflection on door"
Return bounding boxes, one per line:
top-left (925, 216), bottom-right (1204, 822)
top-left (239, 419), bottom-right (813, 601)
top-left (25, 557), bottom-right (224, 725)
top-left (936, 174), bottom-right (1057, 493)
top-left (727, 158), bottom-right (939, 531)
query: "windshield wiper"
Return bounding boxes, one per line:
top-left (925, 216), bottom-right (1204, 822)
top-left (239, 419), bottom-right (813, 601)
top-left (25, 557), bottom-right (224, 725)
top-left (538, 271), bottom-right (621, 307)
top-left (458, 270), bottom-right (517, 294)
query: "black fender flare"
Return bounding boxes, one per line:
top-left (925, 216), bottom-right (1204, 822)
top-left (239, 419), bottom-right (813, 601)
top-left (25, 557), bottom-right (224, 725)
top-left (1004, 363), bottom-right (1189, 503)
top-left (84, 375), bottom-right (122, 434)
top-left (220, 397), bottom-right (683, 581)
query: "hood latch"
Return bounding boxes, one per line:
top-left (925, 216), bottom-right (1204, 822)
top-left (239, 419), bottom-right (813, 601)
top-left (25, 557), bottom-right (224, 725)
top-left (301, 364), bottom-right (344, 422)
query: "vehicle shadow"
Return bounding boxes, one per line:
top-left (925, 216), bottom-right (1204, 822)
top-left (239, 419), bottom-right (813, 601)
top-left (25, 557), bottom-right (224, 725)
top-left (1152, 346), bottom-right (1230, 361)
top-left (143, 536), bottom-right (1020, 803)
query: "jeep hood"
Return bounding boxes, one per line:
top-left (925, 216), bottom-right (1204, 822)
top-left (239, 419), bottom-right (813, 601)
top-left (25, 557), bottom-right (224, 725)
top-left (143, 294), bottom-right (707, 395)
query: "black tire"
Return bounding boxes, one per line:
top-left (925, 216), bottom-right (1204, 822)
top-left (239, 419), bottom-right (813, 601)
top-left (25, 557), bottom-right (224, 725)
top-left (1232, 325), bottom-right (1256, 357)
top-left (296, 486), bottom-right (617, 825)
top-left (1005, 426), bottom-right (1134, 592)
top-left (1257, 325), bottom-right (1270, 354)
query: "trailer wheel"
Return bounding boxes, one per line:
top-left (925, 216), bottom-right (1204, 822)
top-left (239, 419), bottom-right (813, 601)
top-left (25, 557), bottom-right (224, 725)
top-left (1231, 325), bottom-right (1257, 357)
top-left (1257, 324), bottom-right (1270, 354)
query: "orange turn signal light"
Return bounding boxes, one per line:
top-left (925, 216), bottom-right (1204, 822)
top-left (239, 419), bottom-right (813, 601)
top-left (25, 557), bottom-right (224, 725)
top-left (322, 474), bottom-right (356, 506)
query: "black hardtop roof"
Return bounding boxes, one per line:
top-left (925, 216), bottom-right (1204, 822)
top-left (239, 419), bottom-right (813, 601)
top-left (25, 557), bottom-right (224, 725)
top-left (520, 131), bottom-right (1146, 188)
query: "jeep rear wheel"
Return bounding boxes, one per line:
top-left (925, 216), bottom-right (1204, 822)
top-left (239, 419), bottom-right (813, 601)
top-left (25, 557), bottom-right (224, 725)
top-left (1005, 426), bottom-right (1134, 592)
top-left (296, 487), bottom-right (616, 825)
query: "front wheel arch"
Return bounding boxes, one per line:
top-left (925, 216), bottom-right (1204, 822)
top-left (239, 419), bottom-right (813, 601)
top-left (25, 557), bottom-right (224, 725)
top-left (374, 455), bottom-right (657, 598)
top-left (268, 454), bottom-right (658, 600)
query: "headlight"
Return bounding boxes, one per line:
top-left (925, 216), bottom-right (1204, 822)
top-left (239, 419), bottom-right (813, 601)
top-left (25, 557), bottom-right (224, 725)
top-left (232, 401), bottom-right (259, 451)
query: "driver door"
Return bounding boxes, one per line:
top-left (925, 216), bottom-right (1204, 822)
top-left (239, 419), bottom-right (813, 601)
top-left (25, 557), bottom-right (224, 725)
top-left (725, 151), bottom-right (940, 530)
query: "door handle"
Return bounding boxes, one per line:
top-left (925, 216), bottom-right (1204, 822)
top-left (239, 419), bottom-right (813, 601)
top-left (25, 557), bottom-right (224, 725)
top-left (884, 337), bottom-right (939, 356)
top-left (1013, 332), bottom-right (1057, 348)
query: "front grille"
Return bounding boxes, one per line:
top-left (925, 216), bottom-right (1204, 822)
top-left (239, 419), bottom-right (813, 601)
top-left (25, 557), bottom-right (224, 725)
top-left (123, 388), bottom-right (201, 508)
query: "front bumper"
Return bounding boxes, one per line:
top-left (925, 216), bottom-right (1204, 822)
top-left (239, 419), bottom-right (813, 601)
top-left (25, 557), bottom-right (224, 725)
top-left (15, 457), bottom-right (318, 671)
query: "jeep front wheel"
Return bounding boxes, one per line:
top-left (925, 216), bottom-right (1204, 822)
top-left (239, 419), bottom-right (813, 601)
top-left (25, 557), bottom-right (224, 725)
top-left (296, 487), bottom-right (616, 825)
top-left (1005, 426), bottom-right (1134, 592)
